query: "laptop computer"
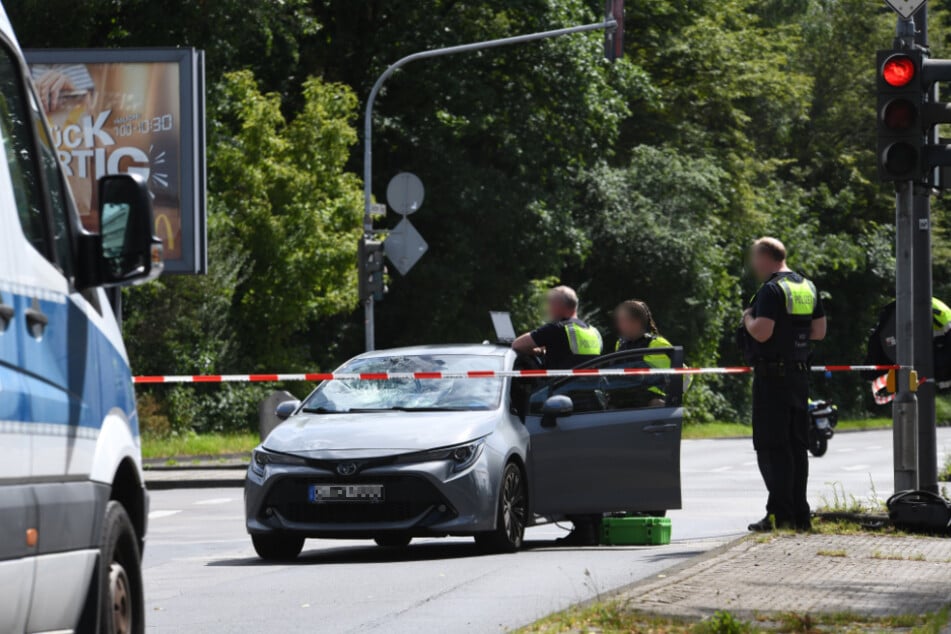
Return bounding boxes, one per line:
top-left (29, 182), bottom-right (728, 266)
top-left (489, 311), bottom-right (517, 344)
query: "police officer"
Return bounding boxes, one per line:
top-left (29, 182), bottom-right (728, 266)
top-left (615, 300), bottom-right (671, 355)
top-left (615, 300), bottom-right (672, 404)
top-left (512, 285), bottom-right (603, 369)
top-left (742, 238), bottom-right (826, 532)
top-left (512, 285), bottom-right (603, 545)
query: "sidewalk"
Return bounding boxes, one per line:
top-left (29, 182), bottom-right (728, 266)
top-left (617, 533), bottom-right (951, 621)
top-left (143, 462), bottom-right (247, 489)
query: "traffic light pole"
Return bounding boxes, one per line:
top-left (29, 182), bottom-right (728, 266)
top-left (894, 179), bottom-right (919, 492)
top-left (361, 16), bottom-right (618, 351)
top-left (914, 5), bottom-right (939, 493)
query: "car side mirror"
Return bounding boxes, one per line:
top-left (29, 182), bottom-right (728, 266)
top-left (275, 400), bottom-right (301, 420)
top-left (79, 174), bottom-right (163, 289)
top-left (541, 395), bottom-right (573, 427)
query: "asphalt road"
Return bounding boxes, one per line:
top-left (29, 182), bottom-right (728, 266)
top-left (143, 428), bottom-right (951, 633)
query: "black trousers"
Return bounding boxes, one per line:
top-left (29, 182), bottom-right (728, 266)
top-left (751, 371), bottom-right (810, 526)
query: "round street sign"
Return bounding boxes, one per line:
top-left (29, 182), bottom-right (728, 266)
top-left (386, 172), bottom-right (425, 215)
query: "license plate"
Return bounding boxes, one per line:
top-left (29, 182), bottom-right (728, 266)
top-left (310, 484), bottom-right (384, 503)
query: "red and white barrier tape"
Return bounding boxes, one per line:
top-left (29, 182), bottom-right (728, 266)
top-left (133, 364), bottom-right (900, 385)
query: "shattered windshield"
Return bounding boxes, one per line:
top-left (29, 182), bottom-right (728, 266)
top-left (302, 354), bottom-right (505, 412)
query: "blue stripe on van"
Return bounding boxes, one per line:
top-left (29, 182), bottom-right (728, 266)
top-left (0, 290), bottom-right (136, 434)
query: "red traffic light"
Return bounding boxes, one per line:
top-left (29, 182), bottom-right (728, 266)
top-left (882, 55), bottom-right (916, 87)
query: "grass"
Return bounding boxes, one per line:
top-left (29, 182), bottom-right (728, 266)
top-left (140, 431), bottom-right (258, 460)
top-left (815, 549), bottom-right (847, 558)
top-left (940, 453), bottom-right (951, 482)
top-left (682, 418), bottom-right (892, 440)
top-left (519, 604), bottom-right (950, 633)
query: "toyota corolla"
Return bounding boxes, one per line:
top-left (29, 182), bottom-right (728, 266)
top-left (245, 344), bottom-right (684, 560)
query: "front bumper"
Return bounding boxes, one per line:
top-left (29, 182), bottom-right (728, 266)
top-left (245, 454), bottom-right (498, 538)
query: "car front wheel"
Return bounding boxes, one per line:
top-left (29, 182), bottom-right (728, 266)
top-left (475, 462), bottom-right (527, 553)
top-left (251, 533), bottom-right (305, 561)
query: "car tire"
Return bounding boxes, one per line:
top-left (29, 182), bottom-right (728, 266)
top-left (374, 535), bottom-right (412, 548)
top-left (475, 462), bottom-right (527, 553)
top-left (98, 501), bottom-right (145, 634)
top-left (251, 533), bottom-right (305, 561)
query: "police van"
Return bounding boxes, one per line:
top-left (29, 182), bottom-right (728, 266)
top-left (0, 6), bottom-right (161, 633)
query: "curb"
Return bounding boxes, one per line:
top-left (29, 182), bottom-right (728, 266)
top-left (144, 463), bottom-right (249, 472)
top-left (146, 477), bottom-right (245, 491)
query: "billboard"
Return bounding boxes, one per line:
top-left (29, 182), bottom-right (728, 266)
top-left (26, 48), bottom-right (207, 274)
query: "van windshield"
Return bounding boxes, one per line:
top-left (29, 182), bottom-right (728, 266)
top-left (301, 354), bottom-right (504, 413)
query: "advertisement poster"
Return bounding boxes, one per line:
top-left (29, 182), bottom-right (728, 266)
top-left (27, 49), bottom-right (206, 274)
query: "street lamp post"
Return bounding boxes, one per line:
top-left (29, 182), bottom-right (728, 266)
top-left (361, 17), bottom-right (619, 351)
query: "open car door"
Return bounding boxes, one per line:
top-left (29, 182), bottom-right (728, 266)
top-left (525, 348), bottom-right (684, 517)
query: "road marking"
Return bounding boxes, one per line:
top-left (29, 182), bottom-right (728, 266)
top-left (835, 448), bottom-right (856, 453)
top-left (710, 466), bottom-right (733, 473)
top-left (149, 510), bottom-right (182, 519)
top-left (193, 497), bottom-right (233, 506)
top-left (842, 465), bottom-right (870, 472)
top-left (742, 461), bottom-right (758, 467)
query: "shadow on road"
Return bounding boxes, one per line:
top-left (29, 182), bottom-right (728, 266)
top-left (206, 539), bottom-right (676, 567)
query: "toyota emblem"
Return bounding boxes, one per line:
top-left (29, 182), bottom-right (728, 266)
top-left (336, 462), bottom-right (358, 476)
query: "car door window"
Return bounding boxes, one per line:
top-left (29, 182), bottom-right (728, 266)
top-left (0, 47), bottom-right (48, 257)
top-left (528, 348), bottom-right (680, 414)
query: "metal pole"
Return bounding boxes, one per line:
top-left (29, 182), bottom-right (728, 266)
top-left (361, 17), bottom-right (617, 351)
top-left (894, 179), bottom-right (919, 492)
top-left (914, 5), bottom-right (938, 493)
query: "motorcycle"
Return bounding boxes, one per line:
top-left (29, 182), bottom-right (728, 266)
top-left (808, 399), bottom-right (838, 457)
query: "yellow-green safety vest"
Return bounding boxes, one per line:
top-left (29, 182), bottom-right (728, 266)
top-left (933, 298), bottom-right (951, 336)
top-left (776, 276), bottom-right (818, 317)
top-left (564, 320), bottom-right (603, 356)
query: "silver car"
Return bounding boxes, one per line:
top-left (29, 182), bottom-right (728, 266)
top-left (244, 344), bottom-right (684, 560)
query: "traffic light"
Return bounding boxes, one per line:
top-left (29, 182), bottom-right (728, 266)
top-left (877, 49), bottom-right (924, 181)
top-left (604, 0), bottom-right (623, 62)
top-left (358, 238), bottom-right (386, 302)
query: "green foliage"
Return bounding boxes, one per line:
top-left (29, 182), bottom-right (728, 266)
top-left (8, 0), bottom-right (930, 426)
top-left (695, 610), bottom-right (752, 634)
top-left (210, 71), bottom-right (363, 368)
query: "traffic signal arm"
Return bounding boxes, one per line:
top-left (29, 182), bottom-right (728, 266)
top-left (922, 58), bottom-right (951, 85)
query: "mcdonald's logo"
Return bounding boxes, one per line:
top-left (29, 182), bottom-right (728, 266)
top-left (154, 213), bottom-right (174, 251)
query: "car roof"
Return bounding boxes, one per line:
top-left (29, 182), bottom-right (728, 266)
top-left (353, 343), bottom-right (510, 359)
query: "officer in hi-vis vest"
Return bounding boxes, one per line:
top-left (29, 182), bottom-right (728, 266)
top-left (742, 238), bottom-right (826, 533)
top-left (512, 285), bottom-right (603, 370)
top-left (614, 299), bottom-right (672, 405)
top-left (512, 285), bottom-right (603, 546)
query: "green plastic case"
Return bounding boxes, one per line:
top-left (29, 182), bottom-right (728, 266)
top-left (600, 516), bottom-right (672, 545)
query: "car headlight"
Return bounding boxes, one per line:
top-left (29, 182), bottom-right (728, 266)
top-left (395, 439), bottom-right (485, 473)
top-left (251, 448), bottom-right (308, 475)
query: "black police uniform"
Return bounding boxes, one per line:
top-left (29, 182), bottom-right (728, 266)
top-left (747, 271), bottom-right (823, 530)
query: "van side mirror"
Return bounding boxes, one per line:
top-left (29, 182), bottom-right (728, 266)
top-left (78, 174), bottom-right (163, 289)
top-left (540, 395), bottom-right (573, 427)
top-left (275, 400), bottom-right (301, 420)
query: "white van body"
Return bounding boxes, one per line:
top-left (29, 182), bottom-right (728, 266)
top-left (0, 5), bottom-right (157, 632)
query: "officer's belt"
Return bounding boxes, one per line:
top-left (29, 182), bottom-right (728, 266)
top-left (753, 359), bottom-right (809, 377)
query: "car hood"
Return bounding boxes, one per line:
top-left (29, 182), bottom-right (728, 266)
top-left (262, 409), bottom-right (502, 460)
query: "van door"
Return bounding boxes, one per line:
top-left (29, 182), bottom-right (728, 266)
top-left (525, 348), bottom-right (684, 516)
top-left (0, 38), bottom-right (37, 634)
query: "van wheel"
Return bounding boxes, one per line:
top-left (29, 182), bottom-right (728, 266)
top-left (475, 463), bottom-right (527, 553)
top-left (252, 533), bottom-right (304, 561)
top-left (99, 501), bottom-right (144, 634)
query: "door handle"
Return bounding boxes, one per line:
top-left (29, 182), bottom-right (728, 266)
top-left (643, 423), bottom-right (679, 433)
top-left (0, 303), bottom-right (12, 331)
top-left (25, 307), bottom-right (48, 338)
